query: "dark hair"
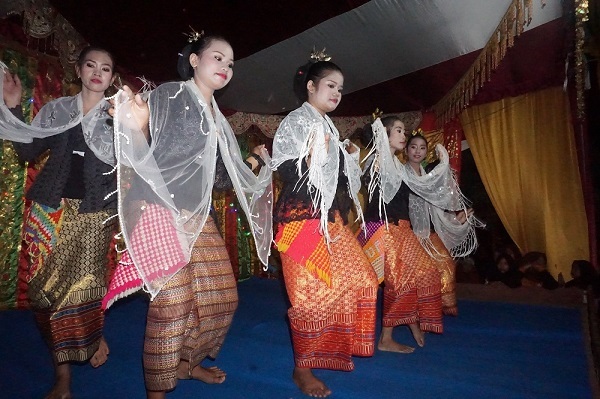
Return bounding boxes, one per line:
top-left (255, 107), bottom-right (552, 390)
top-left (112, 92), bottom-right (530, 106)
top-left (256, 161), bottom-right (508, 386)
top-left (293, 60), bottom-right (342, 102)
top-left (177, 35), bottom-right (230, 80)
top-left (406, 132), bottom-right (428, 147)
top-left (495, 252), bottom-right (516, 270)
top-left (359, 115), bottom-right (403, 148)
top-left (76, 46), bottom-right (116, 73)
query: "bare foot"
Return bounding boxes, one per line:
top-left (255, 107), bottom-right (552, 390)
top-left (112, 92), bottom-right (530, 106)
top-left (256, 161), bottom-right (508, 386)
top-left (45, 385), bottom-right (71, 399)
top-left (443, 306), bottom-right (458, 316)
top-left (177, 363), bottom-right (226, 384)
top-left (90, 337), bottom-right (109, 368)
top-left (45, 364), bottom-right (71, 399)
top-left (378, 336), bottom-right (415, 353)
top-left (293, 367), bottom-right (332, 398)
top-left (409, 323), bottom-right (425, 347)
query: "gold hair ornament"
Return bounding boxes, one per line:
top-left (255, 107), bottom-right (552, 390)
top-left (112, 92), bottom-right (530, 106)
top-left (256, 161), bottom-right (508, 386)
top-left (371, 108), bottom-right (383, 122)
top-left (183, 26), bottom-right (204, 43)
top-left (411, 128), bottom-right (424, 137)
top-left (310, 47), bottom-right (331, 62)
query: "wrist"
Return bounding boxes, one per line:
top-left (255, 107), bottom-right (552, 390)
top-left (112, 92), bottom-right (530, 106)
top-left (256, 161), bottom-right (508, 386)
top-left (249, 152), bottom-right (265, 167)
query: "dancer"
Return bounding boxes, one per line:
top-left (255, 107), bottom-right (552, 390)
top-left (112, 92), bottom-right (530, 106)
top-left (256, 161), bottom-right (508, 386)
top-left (1, 46), bottom-right (117, 399)
top-left (272, 53), bottom-right (378, 398)
top-left (105, 32), bottom-right (272, 399)
top-left (360, 118), bottom-right (479, 349)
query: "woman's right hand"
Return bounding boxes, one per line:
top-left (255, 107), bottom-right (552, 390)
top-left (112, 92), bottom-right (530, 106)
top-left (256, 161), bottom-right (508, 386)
top-left (120, 85), bottom-right (150, 135)
top-left (3, 71), bottom-right (22, 108)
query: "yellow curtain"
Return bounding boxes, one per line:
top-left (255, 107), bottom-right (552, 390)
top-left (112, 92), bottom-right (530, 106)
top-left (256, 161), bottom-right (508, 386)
top-left (460, 86), bottom-right (589, 279)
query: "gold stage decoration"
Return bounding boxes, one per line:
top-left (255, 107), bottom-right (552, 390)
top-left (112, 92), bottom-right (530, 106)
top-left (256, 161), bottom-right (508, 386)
top-left (574, 0), bottom-right (589, 120)
top-left (433, 0), bottom-right (546, 124)
top-left (226, 111), bottom-right (422, 140)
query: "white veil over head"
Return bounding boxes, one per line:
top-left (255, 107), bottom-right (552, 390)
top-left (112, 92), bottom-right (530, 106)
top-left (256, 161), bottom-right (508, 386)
top-left (0, 62), bottom-right (115, 165)
top-left (113, 80), bottom-right (272, 299)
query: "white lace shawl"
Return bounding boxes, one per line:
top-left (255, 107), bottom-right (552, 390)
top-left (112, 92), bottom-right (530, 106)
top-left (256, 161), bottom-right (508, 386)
top-left (113, 80), bottom-right (273, 298)
top-left (0, 62), bottom-right (115, 165)
top-left (403, 157), bottom-right (483, 259)
top-left (271, 102), bottom-right (363, 245)
top-left (362, 118), bottom-right (482, 258)
top-left (362, 118), bottom-right (404, 226)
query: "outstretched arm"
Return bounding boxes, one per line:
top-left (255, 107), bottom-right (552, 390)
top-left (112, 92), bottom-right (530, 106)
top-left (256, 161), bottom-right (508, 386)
top-left (455, 208), bottom-right (474, 224)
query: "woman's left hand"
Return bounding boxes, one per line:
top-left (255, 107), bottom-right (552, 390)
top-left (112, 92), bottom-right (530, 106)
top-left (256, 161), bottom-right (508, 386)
top-left (455, 208), bottom-right (474, 224)
top-left (252, 144), bottom-right (267, 158)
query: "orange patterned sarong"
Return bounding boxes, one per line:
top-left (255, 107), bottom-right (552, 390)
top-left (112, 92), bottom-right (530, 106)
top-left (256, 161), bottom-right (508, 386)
top-left (279, 215), bottom-right (378, 371)
top-left (429, 232), bottom-right (457, 315)
top-left (378, 220), bottom-right (442, 333)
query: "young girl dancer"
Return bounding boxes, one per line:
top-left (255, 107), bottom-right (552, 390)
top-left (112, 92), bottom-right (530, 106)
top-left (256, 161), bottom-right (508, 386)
top-left (272, 55), bottom-right (378, 398)
top-left (360, 118), bottom-right (479, 350)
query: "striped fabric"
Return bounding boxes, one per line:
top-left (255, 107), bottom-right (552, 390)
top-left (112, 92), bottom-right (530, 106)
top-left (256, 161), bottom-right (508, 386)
top-left (281, 215), bottom-right (378, 371)
top-left (143, 218), bottom-right (238, 392)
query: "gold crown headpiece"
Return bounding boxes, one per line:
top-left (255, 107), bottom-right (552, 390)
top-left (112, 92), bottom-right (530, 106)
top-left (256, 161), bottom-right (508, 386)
top-left (371, 108), bottom-right (383, 122)
top-left (183, 26), bottom-right (204, 43)
top-left (310, 47), bottom-right (331, 62)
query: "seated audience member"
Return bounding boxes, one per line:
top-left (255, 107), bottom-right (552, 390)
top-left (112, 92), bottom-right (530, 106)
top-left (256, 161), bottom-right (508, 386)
top-left (565, 260), bottom-right (600, 295)
top-left (487, 253), bottom-right (522, 288)
top-left (518, 252), bottom-right (559, 290)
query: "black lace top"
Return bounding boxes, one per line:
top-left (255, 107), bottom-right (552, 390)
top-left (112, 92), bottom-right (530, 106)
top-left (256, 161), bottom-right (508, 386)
top-left (363, 167), bottom-right (412, 224)
top-left (274, 150), bottom-right (353, 226)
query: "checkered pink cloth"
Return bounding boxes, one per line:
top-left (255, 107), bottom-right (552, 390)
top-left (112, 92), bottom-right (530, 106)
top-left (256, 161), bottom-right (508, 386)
top-left (103, 203), bottom-right (188, 309)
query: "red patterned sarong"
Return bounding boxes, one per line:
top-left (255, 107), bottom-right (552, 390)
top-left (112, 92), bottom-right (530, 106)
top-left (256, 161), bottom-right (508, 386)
top-left (356, 221), bottom-right (385, 283)
top-left (377, 220), bottom-right (442, 333)
top-left (275, 218), bottom-right (331, 287)
top-left (22, 201), bottom-right (64, 282)
top-left (279, 215), bottom-right (378, 371)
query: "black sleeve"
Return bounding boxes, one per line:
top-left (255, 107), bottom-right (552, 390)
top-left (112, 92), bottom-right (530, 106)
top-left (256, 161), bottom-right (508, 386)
top-left (9, 106), bottom-right (54, 163)
top-left (277, 158), bottom-right (308, 183)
